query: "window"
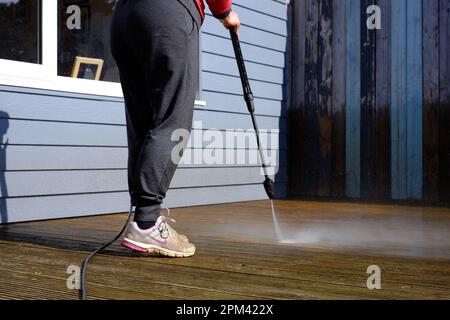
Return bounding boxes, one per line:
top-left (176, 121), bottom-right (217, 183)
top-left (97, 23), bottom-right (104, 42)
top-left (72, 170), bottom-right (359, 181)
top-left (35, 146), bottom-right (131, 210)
top-left (58, 0), bottom-right (119, 83)
top-left (0, 0), bottom-right (204, 101)
top-left (0, 0), bottom-right (41, 64)
top-left (0, 0), bottom-right (56, 82)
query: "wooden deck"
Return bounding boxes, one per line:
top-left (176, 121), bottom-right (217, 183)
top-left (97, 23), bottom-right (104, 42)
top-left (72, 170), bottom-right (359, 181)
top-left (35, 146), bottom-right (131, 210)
top-left (0, 200), bottom-right (450, 300)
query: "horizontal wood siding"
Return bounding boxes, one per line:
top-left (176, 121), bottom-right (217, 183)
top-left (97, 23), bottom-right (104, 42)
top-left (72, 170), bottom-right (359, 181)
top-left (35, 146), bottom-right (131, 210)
top-left (201, 1), bottom-right (290, 192)
top-left (0, 0), bottom-right (290, 223)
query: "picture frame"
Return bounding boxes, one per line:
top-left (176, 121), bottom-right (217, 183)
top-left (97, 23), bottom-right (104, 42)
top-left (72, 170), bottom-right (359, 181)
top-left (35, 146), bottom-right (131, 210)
top-left (70, 56), bottom-right (104, 81)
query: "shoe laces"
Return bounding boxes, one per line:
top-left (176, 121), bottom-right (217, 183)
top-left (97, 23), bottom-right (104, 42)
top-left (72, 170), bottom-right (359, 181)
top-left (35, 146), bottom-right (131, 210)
top-left (158, 208), bottom-right (176, 240)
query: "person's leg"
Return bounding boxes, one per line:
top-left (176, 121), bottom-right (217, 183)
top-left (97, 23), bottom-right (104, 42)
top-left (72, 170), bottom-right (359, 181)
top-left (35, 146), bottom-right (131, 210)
top-left (110, 0), bottom-right (161, 227)
top-left (111, 0), bottom-right (200, 227)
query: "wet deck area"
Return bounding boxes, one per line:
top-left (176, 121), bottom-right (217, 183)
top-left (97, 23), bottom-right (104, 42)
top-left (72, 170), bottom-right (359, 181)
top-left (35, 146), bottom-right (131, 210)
top-left (0, 200), bottom-right (449, 300)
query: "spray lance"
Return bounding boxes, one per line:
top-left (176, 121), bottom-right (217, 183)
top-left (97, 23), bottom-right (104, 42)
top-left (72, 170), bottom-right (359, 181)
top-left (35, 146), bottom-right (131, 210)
top-left (229, 29), bottom-right (276, 200)
top-left (229, 29), bottom-right (288, 242)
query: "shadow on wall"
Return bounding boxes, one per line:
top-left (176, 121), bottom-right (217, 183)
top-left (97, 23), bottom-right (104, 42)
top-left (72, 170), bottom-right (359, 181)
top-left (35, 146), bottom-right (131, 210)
top-left (0, 111), bottom-right (9, 224)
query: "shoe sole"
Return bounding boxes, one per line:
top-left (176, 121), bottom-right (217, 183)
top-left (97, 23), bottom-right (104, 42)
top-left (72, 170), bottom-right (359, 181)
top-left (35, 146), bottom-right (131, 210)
top-left (121, 238), bottom-right (195, 258)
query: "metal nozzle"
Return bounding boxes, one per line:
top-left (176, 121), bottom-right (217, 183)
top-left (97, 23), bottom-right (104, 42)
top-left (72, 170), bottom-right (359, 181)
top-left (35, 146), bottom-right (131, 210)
top-left (264, 178), bottom-right (276, 200)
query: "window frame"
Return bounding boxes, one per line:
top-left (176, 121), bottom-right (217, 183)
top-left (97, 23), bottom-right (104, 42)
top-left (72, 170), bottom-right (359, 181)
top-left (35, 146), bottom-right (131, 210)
top-left (0, 0), bottom-right (56, 81)
top-left (0, 0), bottom-right (206, 103)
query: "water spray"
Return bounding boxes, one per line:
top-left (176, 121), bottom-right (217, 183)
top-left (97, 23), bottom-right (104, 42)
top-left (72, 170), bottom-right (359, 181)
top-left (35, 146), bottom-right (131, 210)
top-left (229, 29), bottom-right (286, 243)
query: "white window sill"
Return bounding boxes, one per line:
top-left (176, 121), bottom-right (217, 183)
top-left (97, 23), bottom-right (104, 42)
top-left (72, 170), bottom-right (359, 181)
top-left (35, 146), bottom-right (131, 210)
top-left (0, 74), bottom-right (206, 106)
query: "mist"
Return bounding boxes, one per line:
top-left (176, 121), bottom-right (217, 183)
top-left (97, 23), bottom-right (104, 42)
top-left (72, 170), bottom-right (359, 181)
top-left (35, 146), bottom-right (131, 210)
top-left (194, 200), bottom-right (450, 260)
top-left (271, 200), bottom-right (450, 259)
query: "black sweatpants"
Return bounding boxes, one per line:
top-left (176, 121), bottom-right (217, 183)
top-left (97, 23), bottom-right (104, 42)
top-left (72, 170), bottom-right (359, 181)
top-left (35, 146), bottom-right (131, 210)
top-left (110, 0), bottom-right (201, 222)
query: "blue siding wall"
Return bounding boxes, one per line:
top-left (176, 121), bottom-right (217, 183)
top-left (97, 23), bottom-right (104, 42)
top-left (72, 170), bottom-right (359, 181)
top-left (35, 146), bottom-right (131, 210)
top-left (0, 0), bottom-right (290, 223)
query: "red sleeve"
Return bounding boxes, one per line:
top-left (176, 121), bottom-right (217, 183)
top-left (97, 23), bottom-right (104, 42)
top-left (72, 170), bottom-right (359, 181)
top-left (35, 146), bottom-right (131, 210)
top-left (205, 0), bottom-right (232, 19)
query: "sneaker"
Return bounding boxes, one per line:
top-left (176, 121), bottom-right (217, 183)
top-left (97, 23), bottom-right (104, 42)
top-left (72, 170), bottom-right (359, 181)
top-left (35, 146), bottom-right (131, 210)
top-left (121, 215), bottom-right (196, 258)
top-left (162, 209), bottom-right (190, 243)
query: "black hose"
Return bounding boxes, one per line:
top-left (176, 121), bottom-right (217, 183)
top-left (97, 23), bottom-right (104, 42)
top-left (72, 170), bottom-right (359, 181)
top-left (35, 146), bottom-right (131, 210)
top-left (80, 204), bottom-right (134, 300)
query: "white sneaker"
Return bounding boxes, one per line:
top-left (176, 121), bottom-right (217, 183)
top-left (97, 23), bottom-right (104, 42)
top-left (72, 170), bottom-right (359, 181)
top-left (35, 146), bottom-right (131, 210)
top-left (121, 215), bottom-right (196, 258)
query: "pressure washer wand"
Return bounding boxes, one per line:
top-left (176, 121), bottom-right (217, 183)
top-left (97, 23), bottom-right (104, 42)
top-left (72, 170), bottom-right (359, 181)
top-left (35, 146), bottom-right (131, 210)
top-left (229, 29), bottom-right (276, 200)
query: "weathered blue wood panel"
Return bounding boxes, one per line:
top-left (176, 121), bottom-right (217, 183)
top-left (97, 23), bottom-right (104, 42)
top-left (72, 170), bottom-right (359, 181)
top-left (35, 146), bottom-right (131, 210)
top-left (331, 0), bottom-right (347, 197)
top-left (301, 0), bottom-right (320, 196)
top-left (423, 0), bottom-right (440, 201)
top-left (391, 0), bottom-right (423, 200)
top-left (360, 0), bottom-right (377, 199)
top-left (391, 0), bottom-right (408, 199)
top-left (406, 0), bottom-right (423, 199)
top-left (287, 0), bottom-right (306, 196)
top-left (439, 0), bottom-right (450, 200)
top-left (287, 0), bottom-right (446, 202)
top-left (374, 0), bottom-right (392, 200)
top-left (345, 0), bottom-right (361, 198)
top-left (316, 0), bottom-right (333, 196)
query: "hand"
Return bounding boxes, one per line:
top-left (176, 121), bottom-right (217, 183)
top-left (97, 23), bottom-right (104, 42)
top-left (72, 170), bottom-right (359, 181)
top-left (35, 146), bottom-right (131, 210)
top-left (220, 11), bottom-right (240, 36)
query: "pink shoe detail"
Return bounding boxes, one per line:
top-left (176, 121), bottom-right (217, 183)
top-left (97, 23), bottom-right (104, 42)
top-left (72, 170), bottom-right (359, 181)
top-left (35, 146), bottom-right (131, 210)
top-left (121, 240), bottom-right (148, 253)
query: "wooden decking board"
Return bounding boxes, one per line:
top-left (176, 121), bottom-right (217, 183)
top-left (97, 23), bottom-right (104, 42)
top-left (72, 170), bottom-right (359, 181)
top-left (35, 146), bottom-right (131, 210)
top-left (0, 244), bottom-right (274, 300)
top-left (0, 250), bottom-right (259, 300)
top-left (5, 241), bottom-right (448, 299)
top-left (6, 218), bottom-right (450, 268)
top-left (3, 229), bottom-right (450, 288)
top-left (0, 249), bottom-right (354, 300)
top-left (3, 216), bottom-right (450, 271)
top-left (1, 200), bottom-right (450, 300)
top-left (0, 278), bottom-right (77, 300)
top-left (2, 229), bottom-right (450, 286)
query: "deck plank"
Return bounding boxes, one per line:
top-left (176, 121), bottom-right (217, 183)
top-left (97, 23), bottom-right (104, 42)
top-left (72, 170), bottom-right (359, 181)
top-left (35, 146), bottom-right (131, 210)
top-left (1, 200), bottom-right (449, 300)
